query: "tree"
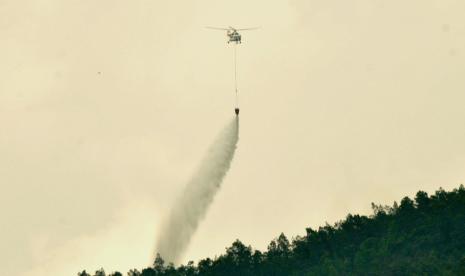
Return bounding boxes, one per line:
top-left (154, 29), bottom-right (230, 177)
top-left (267, 233), bottom-right (290, 258)
top-left (399, 197), bottom-right (415, 214)
top-left (197, 258), bottom-right (213, 274)
top-left (94, 268), bottom-right (106, 276)
top-left (415, 191), bottom-right (430, 209)
top-left (225, 239), bottom-right (253, 266)
top-left (177, 261), bottom-right (196, 276)
top-left (127, 269), bottom-right (141, 276)
top-left (140, 268), bottom-right (156, 276)
top-left (153, 253), bottom-right (165, 274)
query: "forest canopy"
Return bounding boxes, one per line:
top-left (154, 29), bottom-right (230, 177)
top-left (79, 185), bottom-right (465, 276)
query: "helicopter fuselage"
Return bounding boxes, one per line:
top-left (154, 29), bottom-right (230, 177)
top-left (227, 30), bottom-right (242, 44)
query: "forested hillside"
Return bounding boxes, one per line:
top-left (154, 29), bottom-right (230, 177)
top-left (79, 185), bottom-right (465, 276)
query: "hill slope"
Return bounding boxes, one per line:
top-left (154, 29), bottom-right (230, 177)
top-left (80, 185), bottom-right (465, 276)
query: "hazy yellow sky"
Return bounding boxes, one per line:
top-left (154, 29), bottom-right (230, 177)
top-left (1, 0), bottom-right (465, 275)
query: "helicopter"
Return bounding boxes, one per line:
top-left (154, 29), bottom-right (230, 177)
top-left (206, 26), bottom-right (259, 116)
top-left (206, 26), bottom-right (259, 44)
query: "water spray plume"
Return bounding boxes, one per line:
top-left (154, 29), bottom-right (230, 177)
top-left (155, 117), bottom-right (239, 264)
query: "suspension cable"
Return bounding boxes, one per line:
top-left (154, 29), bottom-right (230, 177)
top-left (234, 43), bottom-right (238, 108)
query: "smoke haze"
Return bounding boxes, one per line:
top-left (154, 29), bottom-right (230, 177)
top-left (156, 117), bottom-right (239, 264)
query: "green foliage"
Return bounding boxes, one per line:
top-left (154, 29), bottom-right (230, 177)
top-left (94, 268), bottom-right (106, 276)
top-left (78, 270), bottom-right (91, 276)
top-left (127, 269), bottom-right (141, 276)
top-left (82, 185), bottom-right (465, 275)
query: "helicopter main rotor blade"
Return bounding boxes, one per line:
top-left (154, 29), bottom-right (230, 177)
top-left (206, 26), bottom-right (230, 30)
top-left (235, 27), bottom-right (260, 31)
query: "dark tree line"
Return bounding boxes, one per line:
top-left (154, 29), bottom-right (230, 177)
top-left (79, 185), bottom-right (465, 276)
